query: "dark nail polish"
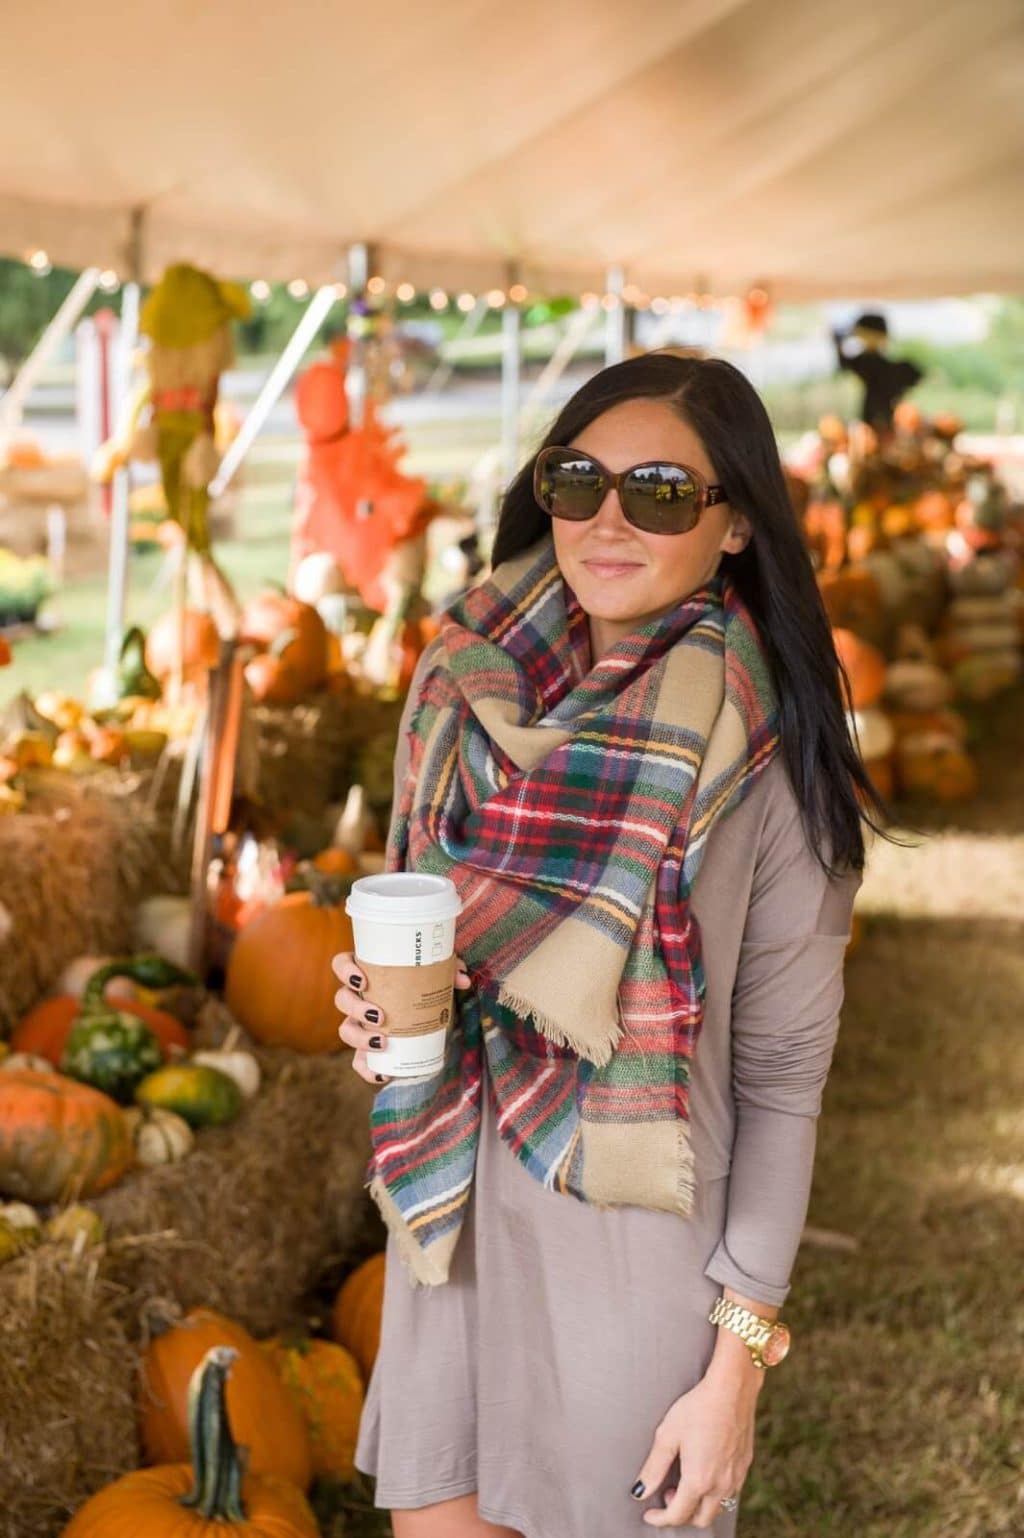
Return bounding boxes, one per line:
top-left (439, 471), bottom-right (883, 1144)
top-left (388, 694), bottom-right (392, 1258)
top-left (368, 1035), bottom-right (382, 1050)
top-left (365, 1007), bottom-right (381, 1024)
top-left (349, 974), bottom-right (363, 989)
top-left (630, 1481), bottom-right (646, 1500)
top-left (375, 1073), bottom-right (387, 1083)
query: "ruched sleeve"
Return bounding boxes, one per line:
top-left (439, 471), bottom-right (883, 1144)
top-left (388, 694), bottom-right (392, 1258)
top-left (702, 775), bottom-right (862, 1307)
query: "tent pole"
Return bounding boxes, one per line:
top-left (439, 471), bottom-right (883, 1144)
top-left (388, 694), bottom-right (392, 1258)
top-left (344, 242), bottom-right (370, 431)
top-left (102, 278), bottom-right (141, 671)
top-left (209, 282), bottom-right (338, 499)
top-left (604, 265), bottom-right (626, 366)
top-left (501, 275), bottom-right (522, 486)
top-left (0, 267), bottom-right (102, 443)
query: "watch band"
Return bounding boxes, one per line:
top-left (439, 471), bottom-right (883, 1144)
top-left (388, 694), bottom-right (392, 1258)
top-left (707, 1295), bottom-right (780, 1367)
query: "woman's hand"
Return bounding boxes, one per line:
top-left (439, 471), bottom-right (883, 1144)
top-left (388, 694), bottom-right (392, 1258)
top-left (630, 1353), bottom-right (762, 1528)
top-left (333, 951), bottom-right (472, 1086)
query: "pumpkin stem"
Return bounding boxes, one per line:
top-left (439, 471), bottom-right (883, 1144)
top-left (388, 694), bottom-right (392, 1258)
top-left (303, 867), bottom-right (355, 909)
top-left (179, 1345), bottom-right (248, 1521)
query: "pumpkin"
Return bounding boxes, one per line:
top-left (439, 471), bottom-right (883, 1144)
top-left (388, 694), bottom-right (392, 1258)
top-left (311, 845), bottom-right (359, 878)
top-left (61, 1014), bottom-right (164, 1103)
top-left (66, 1345), bottom-right (319, 1536)
top-left (225, 889), bottom-right (353, 1053)
top-left (135, 1063), bottom-right (243, 1128)
top-left (145, 608), bottom-right (221, 682)
top-left (46, 1203), bottom-right (105, 1247)
top-left (1, 1051), bottom-right (54, 1074)
top-left (0, 1201), bottom-right (42, 1243)
top-left (140, 1311), bottom-right (314, 1490)
top-left (817, 567), bottom-right (886, 648)
top-left (330, 1251), bottom-right (386, 1381)
top-left (123, 1105), bottom-right (195, 1166)
top-left (191, 1029), bottom-right (261, 1100)
top-left (262, 1335), bottom-right (364, 1481)
top-left (244, 646), bottom-right (304, 706)
top-left (240, 591), bottom-right (328, 693)
top-left (833, 629), bottom-right (887, 710)
top-left (57, 955), bottom-right (136, 1000)
top-left (0, 1070), bottom-right (133, 1201)
top-left (882, 660), bottom-right (953, 713)
top-left (896, 740), bottom-right (979, 801)
top-left (135, 896), bottom-right (192, 970)
top-left (12, 995), bottom-right (188, 1067)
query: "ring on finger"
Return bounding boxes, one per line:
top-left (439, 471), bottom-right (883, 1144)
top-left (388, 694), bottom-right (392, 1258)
top-left (719, 1494), bottom-right (739, 1512)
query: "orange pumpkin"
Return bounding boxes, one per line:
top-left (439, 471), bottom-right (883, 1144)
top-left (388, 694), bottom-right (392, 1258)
top-left (225, 890), bottom-right (353, 1053)
top-left (262, 1335), bottom-right (365, 1481)
top-left (240, 592), bottom-right (328, 693)
top-left (66, 1346), bottom-right (319, 1537)
top-left (833, 629), bottom-right (887, 710)
top-left (145, 609), bottom-right (220, 682)
top-left (140, 1309), bottom-right (313, 1490)
top-left (330, 1251), bottom-right (386, 1381)
top-left (244, 649), bottom-right (304, 706)
top-left (0, 1069), bottom-right (133, 1202)
top-left (817, 568), bottom-right (886, 649)
top-left (12, 996), bottom-right (188, 1066)
top-left (896, 742), bottom-right (978, 801)
top-left (312, 846), bottom-right (359, 877)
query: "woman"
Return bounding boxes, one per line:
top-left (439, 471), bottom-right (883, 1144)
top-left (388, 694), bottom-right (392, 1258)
top-left (335, 353), bottom-right (884, 1537)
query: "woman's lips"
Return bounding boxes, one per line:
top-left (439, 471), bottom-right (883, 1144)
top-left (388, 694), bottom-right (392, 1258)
top-left (581, 558), bottom-right (644, 578)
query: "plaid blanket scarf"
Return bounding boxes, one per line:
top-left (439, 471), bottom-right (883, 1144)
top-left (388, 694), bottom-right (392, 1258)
top-left (365, 533), bottom-right (780, 1287)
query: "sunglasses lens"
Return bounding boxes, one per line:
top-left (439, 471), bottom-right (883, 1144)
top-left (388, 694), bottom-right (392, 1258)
top-left (622, 464), bottom-right (701, 533)
top-left (536, 450), bottom-right (604, 520)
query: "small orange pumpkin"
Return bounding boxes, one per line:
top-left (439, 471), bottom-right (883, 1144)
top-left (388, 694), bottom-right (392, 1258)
top-left (311, 846), bottom-right (359, 877)
top-left (262, 1334), bottom-right (365, 1481)
top-left (225, 889), bottom-right (353, 1053)
top-left (240, 592), bottom-right (328, 693)
top-left (330, 1251), bottom-right (386, 1381)
top-left (140, 1308), bottom-right (313, 1490)
top-left (0, 1069), bottom-right (133, 1202)
top-left (145, 609), bottom-right (220, 682)
top-left (833, 629), bottom-right (887, 710)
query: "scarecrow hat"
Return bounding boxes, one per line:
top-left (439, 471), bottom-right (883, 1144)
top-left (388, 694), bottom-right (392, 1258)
top-left (141, 263), bottom-right (251, 348)
top-left (852, 311), bottom-right (888, 338)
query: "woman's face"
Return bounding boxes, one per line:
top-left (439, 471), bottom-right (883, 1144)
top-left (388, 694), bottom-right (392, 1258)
top-left (549, 398), bottom-right (751, 658)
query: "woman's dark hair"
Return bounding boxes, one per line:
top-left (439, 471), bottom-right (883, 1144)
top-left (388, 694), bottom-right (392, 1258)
top-left (491, 351), bottom-right (891, 875)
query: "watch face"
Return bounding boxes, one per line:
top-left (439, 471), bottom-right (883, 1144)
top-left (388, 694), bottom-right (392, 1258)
top-left (762, 1324), bottom-right (791, 1367)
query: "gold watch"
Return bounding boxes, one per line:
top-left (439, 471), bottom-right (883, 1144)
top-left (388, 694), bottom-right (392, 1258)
top-left (708, 1295), bottom-right (791, 1369)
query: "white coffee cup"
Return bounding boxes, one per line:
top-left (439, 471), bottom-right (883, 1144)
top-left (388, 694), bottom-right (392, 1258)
top-left (344, 873), bottom-right (462, 1080)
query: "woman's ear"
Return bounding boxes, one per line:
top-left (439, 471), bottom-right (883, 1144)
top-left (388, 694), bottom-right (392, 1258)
top-left (719, 511), bottom-right (753, 555)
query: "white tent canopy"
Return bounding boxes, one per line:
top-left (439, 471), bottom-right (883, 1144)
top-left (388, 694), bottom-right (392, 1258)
top-left (1, 0), bottom-right (1021, 300)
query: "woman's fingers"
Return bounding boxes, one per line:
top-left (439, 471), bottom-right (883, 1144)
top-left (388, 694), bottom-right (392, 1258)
top-left (351, 1048), bottom-right (391, 1087)
top-left (454, 954), bottom-right (471, 989)
top-left (331, 950), bottom-right (359, 984)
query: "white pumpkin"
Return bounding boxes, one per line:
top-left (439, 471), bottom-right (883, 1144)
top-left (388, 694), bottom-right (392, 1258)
top-left (847, 709), bottom-right (895, 764)
top-left (293, 552), bottom-right (345, 606)
top-left (192, 1036), bottom-right (261, 1100)
top-left (123, 1106), bottom-right (195, 1167)
top-left (0, 1052), bottom-right (55, 1074)
top-left (134, 896), bottom-right (192, 971)
top-left (0, 1201), bottom-right (42, 1237)
top-left (57, 955), bottom-right (136, 1002)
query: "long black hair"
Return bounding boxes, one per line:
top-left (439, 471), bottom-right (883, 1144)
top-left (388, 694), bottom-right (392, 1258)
top-left (491, 351), bottom-right (890, 876)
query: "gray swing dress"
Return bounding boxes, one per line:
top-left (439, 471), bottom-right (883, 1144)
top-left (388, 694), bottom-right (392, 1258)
top-left (354, 665), bottom-right (862, 1538)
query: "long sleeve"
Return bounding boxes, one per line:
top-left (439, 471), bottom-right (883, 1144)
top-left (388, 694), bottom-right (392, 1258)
top-left (703, 782), bottom-right (862, 1306)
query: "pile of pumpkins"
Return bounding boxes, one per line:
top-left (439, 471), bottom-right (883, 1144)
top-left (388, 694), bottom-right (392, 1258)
top-left (62, 1252), bottom-right (386, 1534)
top-left (834, 626), bottom-right (979, 804)
top-left (0, 953), bottom-right (263, 1242)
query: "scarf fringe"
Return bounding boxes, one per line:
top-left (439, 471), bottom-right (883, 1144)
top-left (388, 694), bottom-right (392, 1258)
top-left (366, 1174), bottom-right (451, 1289)
top-left (495, 983), bottom-right (621, 1068)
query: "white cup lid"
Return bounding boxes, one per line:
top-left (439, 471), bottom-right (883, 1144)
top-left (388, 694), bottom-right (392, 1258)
top-left (345, 872), bottom-right (462, 924)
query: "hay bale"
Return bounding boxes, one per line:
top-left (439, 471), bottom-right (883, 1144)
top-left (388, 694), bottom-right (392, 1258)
top-left (95, 1040), bottom-right (375, 1337)
top-left (0, 775), bottom-right (157, 1032)
top-left (0, 1246), bottom-right (139, 1538)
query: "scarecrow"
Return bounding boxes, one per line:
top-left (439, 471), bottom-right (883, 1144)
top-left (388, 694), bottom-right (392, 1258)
top-left (832, 311), bottom-right (924, 437)
top-left (94, 263), bottom-right (251, 632)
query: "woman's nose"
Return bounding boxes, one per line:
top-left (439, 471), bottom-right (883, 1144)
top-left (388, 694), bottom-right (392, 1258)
top-left (592, 486), bottom-right (630, 531)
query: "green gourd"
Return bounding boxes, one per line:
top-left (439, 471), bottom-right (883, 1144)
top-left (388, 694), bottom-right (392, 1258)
top-left (61, 1014), bottom-right (163, 1104)
top-left (134, 1063), bottom-right (243, 1128)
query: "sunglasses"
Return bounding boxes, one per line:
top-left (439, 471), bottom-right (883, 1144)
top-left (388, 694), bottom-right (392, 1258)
top-left (533, 445), bottom-right (728, 535)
